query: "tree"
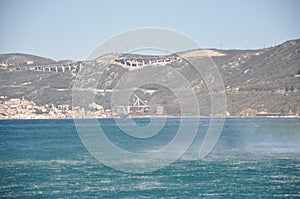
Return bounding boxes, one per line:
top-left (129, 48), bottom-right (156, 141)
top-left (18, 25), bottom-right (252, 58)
top-left (285, 86), bottom-right (289, 92)
top-left (290, 85), bottom-right (295, 92)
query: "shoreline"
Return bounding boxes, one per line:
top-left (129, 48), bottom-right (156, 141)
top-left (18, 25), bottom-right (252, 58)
top-left (0, 115), bottom-right (299, 120)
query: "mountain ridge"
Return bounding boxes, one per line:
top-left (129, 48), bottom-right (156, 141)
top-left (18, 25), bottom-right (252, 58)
top-left (0, 39), bottom-right (299, 116)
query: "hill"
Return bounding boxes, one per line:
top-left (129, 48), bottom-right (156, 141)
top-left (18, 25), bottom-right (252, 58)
top-left (0, 39), bottom-right (299, 116)
top-left (0, 53), bottom-right (55, 66)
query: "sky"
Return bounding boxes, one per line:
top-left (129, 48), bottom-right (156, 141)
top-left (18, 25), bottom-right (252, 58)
top-left (0, 0), bottom-right (300, 60)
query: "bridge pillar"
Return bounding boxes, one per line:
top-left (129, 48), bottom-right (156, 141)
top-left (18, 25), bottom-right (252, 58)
top-left (78, 62), bottom-right (82, 72)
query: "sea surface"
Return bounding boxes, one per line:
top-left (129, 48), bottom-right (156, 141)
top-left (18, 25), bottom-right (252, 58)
top-left (0, 118), bottom-right (299, 198)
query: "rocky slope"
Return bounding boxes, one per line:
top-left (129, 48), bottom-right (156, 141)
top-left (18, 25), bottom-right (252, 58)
top-left (0, 39), bottom-right (299, 116)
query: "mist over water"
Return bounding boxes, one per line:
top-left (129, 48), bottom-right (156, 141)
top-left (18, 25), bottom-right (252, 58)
top-left (0, 118), bottom-right (299, 198)
top-left (218, 118), bottom-right (300, 153)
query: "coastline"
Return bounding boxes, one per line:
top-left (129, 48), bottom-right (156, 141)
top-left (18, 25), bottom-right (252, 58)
top-left (1, 115), bottom-right (299, 120)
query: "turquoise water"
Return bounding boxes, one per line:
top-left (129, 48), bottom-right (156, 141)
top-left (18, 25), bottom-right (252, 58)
top-left (0, 118), bottom-right (299, 198)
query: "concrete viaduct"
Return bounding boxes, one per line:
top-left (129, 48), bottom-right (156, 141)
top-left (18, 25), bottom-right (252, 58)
top-left (114, 56), bottom-right (179, 68)
top-left (14, 62), bottom-right (83, 73)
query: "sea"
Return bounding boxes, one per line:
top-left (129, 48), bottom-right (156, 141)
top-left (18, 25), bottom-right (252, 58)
top-left (0, 118), bottom-right (299, 198)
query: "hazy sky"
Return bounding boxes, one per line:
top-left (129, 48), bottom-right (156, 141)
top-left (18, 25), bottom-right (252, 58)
top-left (0, 0), bottom-right (299, 60)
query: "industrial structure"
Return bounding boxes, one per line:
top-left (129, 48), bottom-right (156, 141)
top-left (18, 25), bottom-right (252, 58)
top-left (115, 94), bottom-right (150, 117)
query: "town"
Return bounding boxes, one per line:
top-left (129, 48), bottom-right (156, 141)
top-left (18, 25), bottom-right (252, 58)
top-left (0, 94), bottom-right (165, 119)
top-left (0, 96), bottom-right (114, 119)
